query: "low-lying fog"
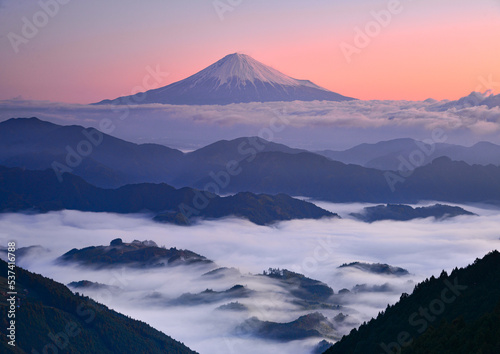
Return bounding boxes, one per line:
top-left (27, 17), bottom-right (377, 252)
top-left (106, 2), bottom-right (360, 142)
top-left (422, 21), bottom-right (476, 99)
top-left (0, 201), bottom-right (498, 354)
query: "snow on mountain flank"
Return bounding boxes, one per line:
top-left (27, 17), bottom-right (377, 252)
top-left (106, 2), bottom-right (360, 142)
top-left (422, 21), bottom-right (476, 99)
top-left (194, 53), bottom-right (303, 88)
top-left (95, 53), bottom-right (355, 105)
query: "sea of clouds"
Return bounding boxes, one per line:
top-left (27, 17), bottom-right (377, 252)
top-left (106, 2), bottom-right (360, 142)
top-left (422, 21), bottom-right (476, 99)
top-left (0, 201), bottom-right (498, 353)
top-left (1, 96), bottom-right (499, 151)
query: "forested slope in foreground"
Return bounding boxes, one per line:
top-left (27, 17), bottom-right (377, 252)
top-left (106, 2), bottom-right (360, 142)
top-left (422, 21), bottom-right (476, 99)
top-left (0, 259), bottom-right (196, 353)
top-left (325, 250), bottom-right (500, 354)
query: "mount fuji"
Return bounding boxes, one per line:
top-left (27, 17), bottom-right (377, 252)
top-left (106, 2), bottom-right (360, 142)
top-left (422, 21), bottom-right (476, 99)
top-left (96, 53), bottom-right (355, 105)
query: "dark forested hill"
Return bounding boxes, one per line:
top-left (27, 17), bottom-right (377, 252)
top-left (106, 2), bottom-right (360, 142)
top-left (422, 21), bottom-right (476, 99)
top-left (0, 259), bottom-right (196, 353)
top-left (324, 250), bottom-right (500, 354)
top-left (58, 239), bottom-right (213, 269)
top-left (0, 166), bottom-right (336, 225)
top-left (350, 204), bottom-right (475, 222)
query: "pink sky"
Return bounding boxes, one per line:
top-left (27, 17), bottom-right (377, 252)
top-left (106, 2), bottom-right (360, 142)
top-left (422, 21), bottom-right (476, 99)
top-left (0, 0), bottom-right (499, 103)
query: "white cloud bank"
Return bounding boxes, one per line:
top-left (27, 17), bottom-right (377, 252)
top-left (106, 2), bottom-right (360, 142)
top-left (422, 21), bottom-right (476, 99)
top-left (0, 202), bottom-right (498, 354)
top-left (1, 98), bottom-right (500, 150)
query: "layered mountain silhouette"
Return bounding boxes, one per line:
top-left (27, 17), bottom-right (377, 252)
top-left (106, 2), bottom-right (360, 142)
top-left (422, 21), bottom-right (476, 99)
top-left (2, 118), bottom-right (500, 205)
top-left (4, 117), bottom-right (499, 192)
top-left (0, 118), bottom-right (309, 189)
top-left (95, 53), bottom-right (355, 105)
top-left (316, 138), bottom-right (500, 170)
top-left (0, 117), bottom-right (184, 188)
top-left (207, 152), bottom-right (500, 204)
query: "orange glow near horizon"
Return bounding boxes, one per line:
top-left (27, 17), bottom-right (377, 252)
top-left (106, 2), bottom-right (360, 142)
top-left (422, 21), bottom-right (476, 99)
top-left (0, 0), bottom-right (499, 103)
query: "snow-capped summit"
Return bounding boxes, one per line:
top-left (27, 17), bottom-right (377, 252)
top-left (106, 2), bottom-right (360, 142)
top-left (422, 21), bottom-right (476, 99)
top-left (96, 53), bottom-right (355, 105)
top-left (196, 53), bottom-right (301, 88)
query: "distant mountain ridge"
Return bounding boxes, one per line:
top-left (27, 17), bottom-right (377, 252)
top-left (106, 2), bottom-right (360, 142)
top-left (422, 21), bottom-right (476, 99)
top-left (205, 152), bottom-right (500, 204)
top-left (316, 138), bottom-right (500, 170)
top-left (0, 118), bottom-right (310, 189)
top-left (95, 53), bottom-right (355, 105)
top-left (0, 117), bottom-right (184, 188)
top-left (2, 118), bottom-right (500, 205)
top-left (430, 91), bottom-right (500, 110)
top-left (3, 118), bottom-right (500, 190)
